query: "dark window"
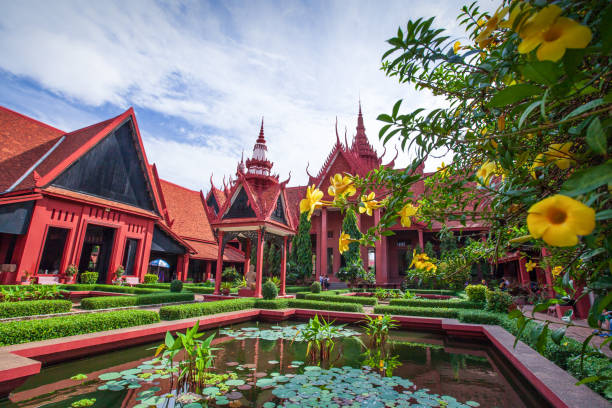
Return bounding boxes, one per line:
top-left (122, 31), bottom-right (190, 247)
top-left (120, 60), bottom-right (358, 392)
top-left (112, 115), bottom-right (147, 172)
top-left (39, 227), bottom-right (69, 274)
top-left (0, 201), bottom-right (34, 234)
top-left (52, 121), bottom-right (155, 211)
top-left (327, 247), bottom-right (333, 276)
top-left (270, 195), bottom-right (287, 224)
top-left (151, 226), bottom-right (185, 255)
top-left (122, 238), bottom-right (139, 275)
top-left (224, 188), bottom-right (256, 219)
top-left (207, 194), bottom-right (219, 215)
top-left (327, 231), bottom-right (333, 238)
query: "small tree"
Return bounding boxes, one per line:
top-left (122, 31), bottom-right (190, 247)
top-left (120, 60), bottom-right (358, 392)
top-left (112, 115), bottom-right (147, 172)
top-left (292, 212), bottom-right (313, 280)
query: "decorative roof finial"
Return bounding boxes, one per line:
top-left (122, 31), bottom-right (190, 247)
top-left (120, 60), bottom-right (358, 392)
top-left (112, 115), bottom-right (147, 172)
top-left (257, 117), bottom-right (265, 144)
top-left (335, 116), bottom-right (341, 145)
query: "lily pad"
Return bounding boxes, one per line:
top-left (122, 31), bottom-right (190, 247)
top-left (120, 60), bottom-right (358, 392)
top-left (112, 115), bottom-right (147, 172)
top-left (225, 379), bottom-right (245, 386)
top-left (99, 372), bottom-right (121, 381)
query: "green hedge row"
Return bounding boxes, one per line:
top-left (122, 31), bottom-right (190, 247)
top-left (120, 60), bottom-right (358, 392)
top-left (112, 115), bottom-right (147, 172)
top-left (254, 299), bottom-right (288, 309)
top-left (184, 287), bottom-right (216, 294)
top-left (389, 298), bottom-right (481, 309)
top-left (80, 292), bottom-right (195, 310)
top-left (0, 300), bottom-right (73, 318)
top-left (160, 298), bottom-right (255, 320)
top-left (288, 299), bottom-right (363, 312)
top-left (59, 284), bottom-right (163, 294)
top-left (374, 305), bottom-right (460, 318)
top-left (0, 310), bottom-right (160, 346)
top-left (285, 286), bottom-right (310, 293)
top-left (304, 293), bottom-right (377, 306)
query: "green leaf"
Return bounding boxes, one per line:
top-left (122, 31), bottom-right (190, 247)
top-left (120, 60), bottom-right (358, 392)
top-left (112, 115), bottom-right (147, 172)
top-left (561, 98), bottom-right (604, 121)
top-left (600, 3), bottom-right (612, 54)
top-left (532, 298), bottom-right (560, 316)
top-left (377, 114), bottom-right (394, 123)
top-left (560, 162), bottom-right (612, 196)
top-left (488, 84), bottom-right (543, 108)
top-left (392, 99), bottom-right (402, 118)
top-left (596, 209), bottom-right (612, 221)
top-left (520, 61), bottom-right (560, 85)
top-left (535, 323), bottom-right (549, 353)
top-left (551, 327), bottom-right (566, 345)
top-left (586, 117), bottom-right (607, 155)
top-left (518, 100), bottom-right (542, 128)
top-left (575, 376), bottom-right (601, 386)
top-left (508, 309), bottom-right (523, 319)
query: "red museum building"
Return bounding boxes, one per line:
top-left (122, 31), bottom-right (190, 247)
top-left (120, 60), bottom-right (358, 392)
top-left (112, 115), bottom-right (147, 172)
top-left (0, 103), bottom-right (564, 303)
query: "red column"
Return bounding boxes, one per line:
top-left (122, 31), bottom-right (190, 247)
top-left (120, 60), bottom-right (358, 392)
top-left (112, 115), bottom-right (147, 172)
top-left (13, 202), bottom-right (47, 282)
top-left (518, 257), bottom-right (529, 287)
top-left (108, 224), bottom-right (128, 284)
top-left (418, 228), bottom-right (424, 250)
top-left (280, 236), bottom-right (287, 296)
top-left (255, 229), bottom-right (264, 298)
top-left (214, 231), bottom-right (224, 295)
top-left (180, 254), bottom-right (189, 281)
top-left (205, 261), bottom-right (211, 282)
top-left (541, 248), bottom-right (554, 298)
top-left (244, 239), bottom-right (252, 277)
top-left (139, 221), bottom-right (155, 282)
top-left (320, 207), bottom-right (327, 278)
top-left (374, 209), bottom-right (387, 285)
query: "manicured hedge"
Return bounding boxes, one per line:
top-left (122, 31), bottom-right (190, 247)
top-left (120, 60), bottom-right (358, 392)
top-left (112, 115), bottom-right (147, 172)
top-left (0, 310), bottom-right (160, 346)
top-left (254, 299), bottom-right (289, 309)
top-left (81, 292), bottom-right (195, 310)
top-left (159, 298), bottom-right (256, 320)
top-left (60, 284), bottom-right (163, 294)
top-left (389, 298), bottom-right (481, 309)
top-left (285, 286), bottom-right (310, 293)
top-left (373, 305), bottom-right (459, 318)
top-left (288, 299), bottom-right (363, 313)
top-left (304, 293), bottom-right (377, 306)
top-left (0, 300), bottom-right (72, 318)
top-left (295, 292), bottom-right (309, 299)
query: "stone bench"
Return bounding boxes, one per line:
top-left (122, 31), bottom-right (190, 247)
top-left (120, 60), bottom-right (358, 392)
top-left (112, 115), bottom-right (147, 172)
top-left (124, 276), bottom-right (140, 286)
top-left (36, 276), bottom-right (60, 285)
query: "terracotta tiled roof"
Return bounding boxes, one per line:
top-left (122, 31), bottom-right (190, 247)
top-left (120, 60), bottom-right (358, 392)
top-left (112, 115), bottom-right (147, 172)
top-left (158, 179), bottom-right (216, 242)
top-left (285, 185), bottom-right (306, 226)
top-left (43, 185), bottom-right (159, 218)
top-left (0, 106), bottom-right (64, 192)
top-left (186, 239), bottom-right (245, 262)
top-left (211, 187), bottom-right (227, 209)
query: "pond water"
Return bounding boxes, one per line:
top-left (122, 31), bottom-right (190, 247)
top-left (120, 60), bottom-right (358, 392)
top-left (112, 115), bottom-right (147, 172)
top-left (2, 321), bottom-right (544, 408)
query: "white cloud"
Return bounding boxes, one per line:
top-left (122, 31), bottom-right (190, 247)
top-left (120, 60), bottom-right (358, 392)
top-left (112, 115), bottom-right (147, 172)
top-left (0, 0), bottom-right (497, 190)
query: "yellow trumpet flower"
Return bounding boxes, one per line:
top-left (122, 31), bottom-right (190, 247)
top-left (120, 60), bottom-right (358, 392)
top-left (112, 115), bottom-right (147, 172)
top-left (328, 173), bottom-right (356, 198)
top-left (527, 195), bottom-right (595, 247)
top-left (299, 185), bottom-right (324, 220)
top-left (476, 161), bottom-right (497, 186)
top-left (551, 266), bottom-right (563, 278)
top-left (398, 203), bottom-right (418, 228)
top-left (339, 232), bottom-right (352, 254)
top-left (358, 192), bottom-right (381, 216)
top-left (453, 41), bottom-right (461, 54)
top-left (525, 260), bottom-right (537, 272)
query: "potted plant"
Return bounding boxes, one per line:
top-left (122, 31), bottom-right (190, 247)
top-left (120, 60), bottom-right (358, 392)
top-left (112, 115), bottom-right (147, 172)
top-left (220, 282), bottom-right (233, 295)
top-left (114, 265), bottom-right (125, 285)
top-left (64, 264), bottom-right (78, 284)
top-left (20, 271), bottom-right (32, 285)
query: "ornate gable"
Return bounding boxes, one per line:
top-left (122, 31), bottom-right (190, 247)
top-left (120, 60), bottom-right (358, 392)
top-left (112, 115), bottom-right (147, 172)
top-left (223, 186), bottom-right (257, 219)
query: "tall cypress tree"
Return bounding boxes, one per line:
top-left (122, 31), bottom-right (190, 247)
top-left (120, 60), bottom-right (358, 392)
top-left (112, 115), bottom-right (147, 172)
top-left (341, 208), bottom-right (362, 264)
top-left (292, 212), bottom-right (313, 279)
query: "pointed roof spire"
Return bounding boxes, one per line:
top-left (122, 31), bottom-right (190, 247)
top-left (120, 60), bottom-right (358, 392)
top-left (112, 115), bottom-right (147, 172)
top-left (257, 117), bottom-right (265, 144)
top-left (357, 100), bottom-right (365, 134)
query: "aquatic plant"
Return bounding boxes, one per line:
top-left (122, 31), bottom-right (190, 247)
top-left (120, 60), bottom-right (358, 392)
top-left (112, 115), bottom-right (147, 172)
top-left (363, 348), bottom-right (402, 377)
top-left (219, 323), bottom-right (358, 341)
top-left (363, 314), bottom-right (399, 349)
top-left (70, 398), bottom-right (95, 407)
top-left (295, 315), bottom-right (349, 366)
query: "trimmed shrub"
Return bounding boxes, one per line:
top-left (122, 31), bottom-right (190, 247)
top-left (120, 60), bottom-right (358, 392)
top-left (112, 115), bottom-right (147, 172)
top-left (405, 289), bottom-right (457, 296)
top-left (304, 293), bottom-right (377, 306)
top-left (80, 292), bottom-right (195, 310)
top-left (60, 284), bottom-right (163, 294)
top-left (457, 310), bottom-right (507, 325)
top-left (159, 298), bottom-right (256, 320)
top-left (170, 280), bottom-right (183, 293)
top-left (81, 296), bottom-right (137, 310)
top-left (0, 310), bottom-right (160, 346)
top-left (389, 298), bottom-right (481, 309)
top-left (0, 300), bottom-right (72, 318)
top-left (144, 274), bottom-right (158, 284)
top-left (295, 292), bottom-right (309, 299)
top-left (465, 284), bottom-right (487, 303)
top-left (288, 299), bottom-right (363, 313)
top-left (80, 272), bottom-right (98, 284)
top-left (262, 280), bottom-right (278, 300)
top-left (485, 289), bottom-right (513, 313)
top-left (285, 286), bottom-right (310, 293)
top-left (373, 305), bottom-right (459, 318)
top-left (311, 281), bottom-right (321, 293)
top-left (254, 299), bottom-right (289, 309)
top-left (184, 286), bottom-right (215, 294)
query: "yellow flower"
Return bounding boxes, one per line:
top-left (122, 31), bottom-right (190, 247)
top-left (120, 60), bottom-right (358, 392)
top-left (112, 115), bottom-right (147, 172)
top-left (358, 192), bottom-right (381, 216)
top-left (378, 315), bottom-right (383, 321)
top-left (497, 115), bottom-right (505, 131)
top-left (544, 143), bottom-right (574, 170)
top-left (525, 260), bottom-right (537, 272)
top-left (328, 173), bottom-right (356, 198)
top-left (437, 162), bottom-right (449, 179)
top-left (518, 5), bottom-right (592, 62)
top-left (477, 18), bottom-right (486, 27)
top-left (527, 195), bottom-right (596, 247)
top-left (398, 203), bottom-right (418, 228)
top-left (299, 185), bottom-right (324, 220)
top-left (453, 41), bottom-right (461, 54)
top-left (475, 7), bottom-right (508, 48)
top-left (530, 153), bottom-right (547, 179)
top-left (551, 266), bottom-right (563, 278)
top-left (476, 161), bottom-right (497, 186)
top-left (339, 232), bottom-right (351, 254)
top-left (379, 360), bottom-right (384, 368)
top-left (500, 2), bottom-right (531, 30)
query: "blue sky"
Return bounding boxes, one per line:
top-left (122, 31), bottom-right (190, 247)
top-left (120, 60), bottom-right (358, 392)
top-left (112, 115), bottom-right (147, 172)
top-left (0, 0), bottom-right (496, 190)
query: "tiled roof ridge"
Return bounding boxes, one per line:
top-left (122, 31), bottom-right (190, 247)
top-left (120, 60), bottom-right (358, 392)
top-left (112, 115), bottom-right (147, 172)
top-left (0, 105), bottom-right (65, 134)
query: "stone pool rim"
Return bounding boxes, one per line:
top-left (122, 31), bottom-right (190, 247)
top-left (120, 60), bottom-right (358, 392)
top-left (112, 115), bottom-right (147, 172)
top-left (0, 308), bottom-right (607, 408)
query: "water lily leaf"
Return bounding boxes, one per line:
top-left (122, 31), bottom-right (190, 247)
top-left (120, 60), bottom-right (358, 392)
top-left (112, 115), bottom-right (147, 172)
top-left (99, 372), bottom-right (121, 381)
top-left (225, 379), bottom-right (245, 386)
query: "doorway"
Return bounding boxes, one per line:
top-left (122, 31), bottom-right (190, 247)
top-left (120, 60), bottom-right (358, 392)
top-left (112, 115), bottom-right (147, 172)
top-left (78, 224), bottom-right (116, 283)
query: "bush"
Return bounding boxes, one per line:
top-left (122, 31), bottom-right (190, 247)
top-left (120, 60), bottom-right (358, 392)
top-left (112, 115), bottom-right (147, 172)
top-left (80, 292), bottom-right (195, 310)
top-left (304, 293), bottom-right (377, 306)
top-left (184, 286), bottom-right (215, 294)
top-left (285, 286), bottom-right (310, 293)
top-left (262, 280), bottom-right (278, 300)
top-left (485, 289), bottom-right (513, 313)
top-left (311, 281), bottom-right (321, 293)
top-left (457, 310), bottom-right (507, 325)
top-left (60, 284), bottom-right (164, 294)
top-left (404, 289), bottom-right (457, 296)
top-left (0, 300), bottom-right (72, 318)
top-left (159, 298), bottom-right (256, 320)
top-left (288, 299), bottom-right (363, 313)
top-left (144, 274), bottom-right (158, 284)
top-left (0, 310), bottom-right (160, 346)
top-left (373, 305), bottom-right (459, 318)
top-left (389, 298), bottom-right (481, 309)
top-left (295, 292), bottom-right (308, 299)
top-left (254, 299), bottom-right (289, 309)
top-left (567, 354), bottom-right (612, 397)
top-left (465, 284), bottom-right (487, 303)
top-left (80, 272), bottom-right (98, 284)
top-left (170, 280), bottom-right (183, 293)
